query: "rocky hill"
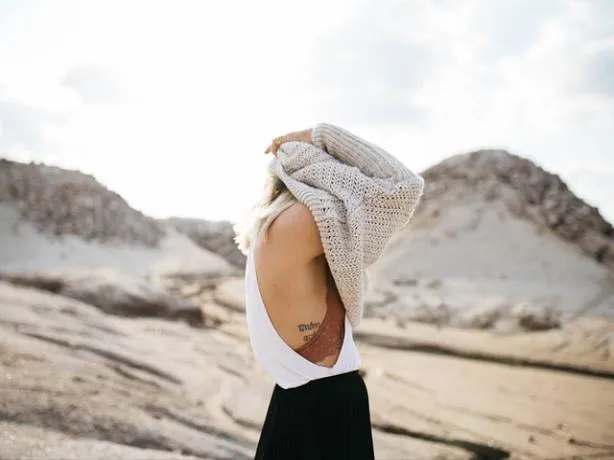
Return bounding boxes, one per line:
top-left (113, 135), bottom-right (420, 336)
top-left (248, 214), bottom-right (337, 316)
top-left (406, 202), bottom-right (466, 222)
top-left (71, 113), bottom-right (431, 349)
top-left (420, 150), bottom-right (613, 267)
top-left (0, 158), bottom-right (165, 246)
top-left (367, 150), bottom-right (614, 330)
top-left (162, 218), bottom-right (246, 268)
top-left (0, 158), bottom-right (247, 271)
top-left (0, 158), bottom-right (234, 278)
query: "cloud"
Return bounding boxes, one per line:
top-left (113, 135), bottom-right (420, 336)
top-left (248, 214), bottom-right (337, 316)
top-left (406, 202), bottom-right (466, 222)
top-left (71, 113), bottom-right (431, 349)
top-left (309, 0), bottom-right (574, 125)
top-left (473, 0), bottom-right (567, 58)
top-left (312, 0), bottom-right (614, 124)
top-left (0, 100), bottom-right (49, 152)
top-left (0, 72), bottom-right (83, 159)
top-left (308, 0), bottom-right (614, 223)
top-left (0, 0), bottom-right (612, 223)
top-left (581, 42), bottom-right (614, 98)
top-left (0, 96), bottom-right (75, 158)
top-left (61, 64), bottom-right (122, 105)
top-left (310, 2), bottom-right (435, 124)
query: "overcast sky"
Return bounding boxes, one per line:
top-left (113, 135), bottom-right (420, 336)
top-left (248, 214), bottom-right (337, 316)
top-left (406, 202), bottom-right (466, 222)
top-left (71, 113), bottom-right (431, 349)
top-left (1, 0), bottom-right (613, 223)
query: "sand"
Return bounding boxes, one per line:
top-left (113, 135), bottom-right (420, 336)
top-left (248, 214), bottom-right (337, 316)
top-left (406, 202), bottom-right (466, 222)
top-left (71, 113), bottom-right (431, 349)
top-left (0, 204), bottom-right (235, 278)
top-left (2, 279), bottom-right (613, 459)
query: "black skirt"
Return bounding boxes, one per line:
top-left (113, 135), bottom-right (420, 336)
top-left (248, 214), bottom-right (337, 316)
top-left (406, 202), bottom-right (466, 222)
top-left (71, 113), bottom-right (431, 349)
top-left (254, 370), bottom-right (374, 460)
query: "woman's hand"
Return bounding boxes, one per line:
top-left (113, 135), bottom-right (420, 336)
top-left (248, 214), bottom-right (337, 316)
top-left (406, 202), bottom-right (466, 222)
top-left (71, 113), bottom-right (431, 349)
top-left (265, 128), bottom-right (313, 155)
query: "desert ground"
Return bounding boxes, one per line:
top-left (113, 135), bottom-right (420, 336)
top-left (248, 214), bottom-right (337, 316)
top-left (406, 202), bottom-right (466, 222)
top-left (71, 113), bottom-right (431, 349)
top-left (1, 153), bottom-right (613, 459)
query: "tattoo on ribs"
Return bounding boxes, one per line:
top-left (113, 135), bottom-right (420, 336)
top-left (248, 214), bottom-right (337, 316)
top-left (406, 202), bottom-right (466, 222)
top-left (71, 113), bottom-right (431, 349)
top-left (297, 321), bottom-right (321, 342)
top-left (303, 332), bottom-right (316, 343)
top-left (297, 321), bottom-right (320, 333)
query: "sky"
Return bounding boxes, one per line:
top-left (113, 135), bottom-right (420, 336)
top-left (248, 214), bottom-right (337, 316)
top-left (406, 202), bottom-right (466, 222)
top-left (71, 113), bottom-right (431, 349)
top-left (0, 0), bottom-right (613, 223)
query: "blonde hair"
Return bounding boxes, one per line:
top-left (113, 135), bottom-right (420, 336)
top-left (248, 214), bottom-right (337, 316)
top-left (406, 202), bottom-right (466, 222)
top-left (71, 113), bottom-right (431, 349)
top-left (234, 172), bottom-right (297, 254)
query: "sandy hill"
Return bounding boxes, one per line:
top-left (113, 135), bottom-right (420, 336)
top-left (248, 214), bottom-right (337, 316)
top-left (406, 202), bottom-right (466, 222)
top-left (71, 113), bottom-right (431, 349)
top-left (0, 159), bottom-right (234, 278)
top-left (162, 217), bottom-right (246, 269)
top-left (368, 150), bottom-right (614, 329)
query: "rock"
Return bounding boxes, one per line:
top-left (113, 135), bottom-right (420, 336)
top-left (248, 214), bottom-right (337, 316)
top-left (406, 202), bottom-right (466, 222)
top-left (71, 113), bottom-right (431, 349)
top-left (0, 270), bottom-right (204, 324)
top-left (393, 276), bottom-right (418, 286)
top-left (453, 305), bottom-right (504, 330)
top-left (404, 302), bottom-right (450, 325)
top-left (420, 150), bottom-right (614, 268)
top-left (511, 303), bottom-right (562, 331)
top-left (2, 280), bottom-right (614, 459)
top-left (222, 378), bottom-right (273, 430)
top-left (368, 150), bottom-right (614, 331)
top-left (163, 218), bottom-right (246, 269)
top-left (364, 289), bottom-right (397, 311)
top-left (0, 160), bottom-right (235, 280)
top-left (423, 278), bottom-right (442, 289)
top-left (0, 159), bottom-right (165, 247)
top-left (213, 278), bottom-right (246, 312)
top-left (0, 281), bottom-right (255, 459)
top-left (0, 422), bottom-right (202, 460)
top-left (580, 232), bottom-right (614, 265)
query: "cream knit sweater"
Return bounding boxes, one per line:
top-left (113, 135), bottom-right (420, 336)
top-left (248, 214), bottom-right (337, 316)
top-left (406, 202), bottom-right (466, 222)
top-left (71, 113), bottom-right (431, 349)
top-left (270, 123), bottom-right (424, 327)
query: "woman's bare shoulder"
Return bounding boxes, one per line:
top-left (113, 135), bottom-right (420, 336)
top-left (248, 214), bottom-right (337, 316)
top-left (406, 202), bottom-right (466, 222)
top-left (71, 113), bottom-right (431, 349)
top-left (266, 202), bottom-right (324, 262)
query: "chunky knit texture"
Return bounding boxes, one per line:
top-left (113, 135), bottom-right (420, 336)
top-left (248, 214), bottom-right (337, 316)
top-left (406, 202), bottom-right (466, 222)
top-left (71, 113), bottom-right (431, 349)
top-left (270, 123), bottom-right (425, 326)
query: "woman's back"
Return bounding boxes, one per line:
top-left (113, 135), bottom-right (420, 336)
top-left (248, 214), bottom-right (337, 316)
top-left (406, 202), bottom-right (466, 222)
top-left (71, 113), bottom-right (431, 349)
top-left (244, 232), bottom-right (361, 389)
top-left (252, 202), bottom-right (344, 367)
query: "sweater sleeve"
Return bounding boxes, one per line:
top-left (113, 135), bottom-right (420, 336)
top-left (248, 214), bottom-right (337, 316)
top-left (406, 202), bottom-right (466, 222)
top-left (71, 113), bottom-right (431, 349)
top-left (274, 138), bottom-right (424, 270)
top-left (311, 123), bottom-right (422, 184)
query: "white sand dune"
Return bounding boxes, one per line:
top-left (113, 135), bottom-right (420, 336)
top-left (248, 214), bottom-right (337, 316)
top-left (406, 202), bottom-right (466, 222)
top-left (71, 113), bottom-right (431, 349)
top-left (0, 204), bottom-right (234, 278)
top-left (368, 151), bottom-right (614, 327)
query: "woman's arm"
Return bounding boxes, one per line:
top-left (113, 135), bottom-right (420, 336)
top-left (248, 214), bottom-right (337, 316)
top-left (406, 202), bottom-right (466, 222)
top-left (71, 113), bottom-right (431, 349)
top-left (311, 123), bottom-right (419, 183)
top-left (268, 125), bottom-right (425, 267)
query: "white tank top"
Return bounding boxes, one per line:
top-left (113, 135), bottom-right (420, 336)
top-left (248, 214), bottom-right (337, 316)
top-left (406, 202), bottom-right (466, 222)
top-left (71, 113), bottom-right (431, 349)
top-left (244, 249), bottom-right (361, 389)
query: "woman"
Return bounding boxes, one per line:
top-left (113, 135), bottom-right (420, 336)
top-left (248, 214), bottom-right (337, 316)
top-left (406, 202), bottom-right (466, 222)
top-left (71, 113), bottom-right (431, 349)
top-left (235, 123), bottom-right (424, 459)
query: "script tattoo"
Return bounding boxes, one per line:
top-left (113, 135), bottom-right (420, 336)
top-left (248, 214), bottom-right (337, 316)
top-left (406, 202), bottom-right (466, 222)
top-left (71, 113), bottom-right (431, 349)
top-left (297, 321), bottom-right (320, 343)
top-left (297, 321), bottom-right (320, 333)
